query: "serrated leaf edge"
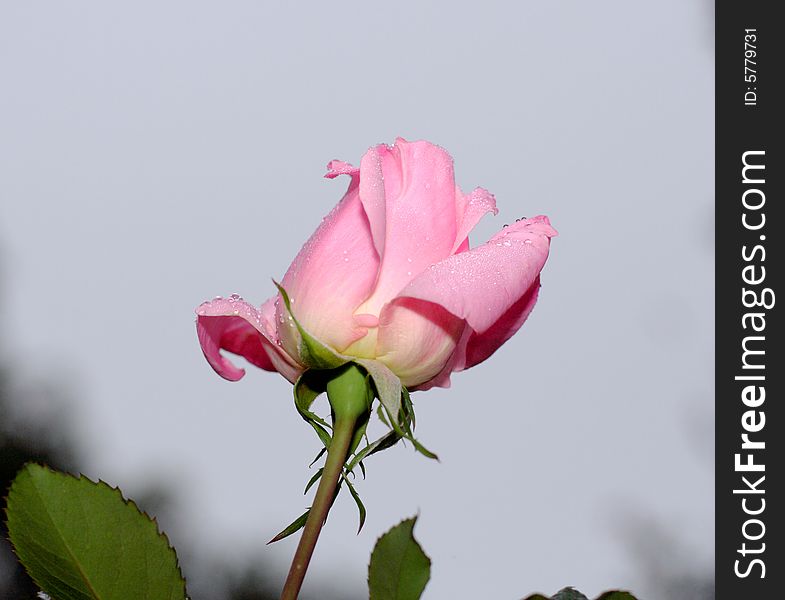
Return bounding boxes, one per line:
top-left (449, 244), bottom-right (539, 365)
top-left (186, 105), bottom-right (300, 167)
top-left (4, 463), bottom-right (187, 600)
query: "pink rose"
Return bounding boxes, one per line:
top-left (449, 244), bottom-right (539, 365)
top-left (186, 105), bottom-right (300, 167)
top-left (196, 138), bottom-right (555, 392)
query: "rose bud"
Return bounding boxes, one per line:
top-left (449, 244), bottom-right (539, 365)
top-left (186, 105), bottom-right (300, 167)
top-left (196, 138), bottom-right (556, 391)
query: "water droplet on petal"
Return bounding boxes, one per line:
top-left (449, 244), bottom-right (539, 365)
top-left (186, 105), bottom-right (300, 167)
top-left (524, 239), bottom-right (533, 245)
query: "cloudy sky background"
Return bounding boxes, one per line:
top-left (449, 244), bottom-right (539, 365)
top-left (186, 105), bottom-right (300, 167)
top-left (1, 2), bottom-right (713, 598)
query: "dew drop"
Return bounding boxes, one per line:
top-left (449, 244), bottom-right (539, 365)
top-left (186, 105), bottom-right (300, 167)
top-left (524, 239), bottom-right (533, 245)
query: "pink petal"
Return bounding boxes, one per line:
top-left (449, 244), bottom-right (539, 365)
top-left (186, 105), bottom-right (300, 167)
top-left (452, 186), bottom-right (498, 253)
top-left (357, 139), bottom-right (460, 315)
top-left (196, 296), bottom-right (302, 383)
top-left (396, 215), bottom-right (556, 334)
top-left (462, 276), bottom-right (540, 369)
top-left (375, 297), bottom-right (466, 388)
top-left (410, 326), bottom-right (473, 391)
top-left (278, 166), bottom-right (380, 353)
top-left (325, 160), bottom-right (359, 179)
top-left (415, 278), bottom-right (540, 391)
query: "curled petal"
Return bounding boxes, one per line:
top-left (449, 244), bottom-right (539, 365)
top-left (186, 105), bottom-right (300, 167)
top-left (396, 216), bottom-right (556, 335)
top-left (452, 186), bottom-right (498, 253)
top-left (408, 283), bottom-right (539, 391)
top-left (325, 159), bottom-right (359, 179)
top-left (196, 296), bottom-right (302, 383)
top-left (463, 277), bottom-right (540, 369)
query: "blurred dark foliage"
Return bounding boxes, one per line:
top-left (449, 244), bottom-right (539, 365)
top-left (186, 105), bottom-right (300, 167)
top-left (0, 366), bottom-right (360, 600)
top-left (0, 272), bottom-right (359, 600)
top-left (620, 514), bottom-right (715, 600)
top-left (1, 367), bottom-right (79, 599)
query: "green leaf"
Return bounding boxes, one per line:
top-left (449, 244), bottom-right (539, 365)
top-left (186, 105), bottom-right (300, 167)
top-left (268, 509), bottom-right (310, 544)
top-left (5, 464), bottom-right (186, 600)
top-left (368, 517), bottom-right (431, 600)
top-left (552, 589), bottom-right (590, 600)
top-left (523, 588), bottom-right (638, 600)
top-left (275, 282), bottom-right (346, 369)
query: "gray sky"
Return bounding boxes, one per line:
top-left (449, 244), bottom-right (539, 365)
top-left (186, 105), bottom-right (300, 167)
top-left (0, 2), bottom-right (713, 598)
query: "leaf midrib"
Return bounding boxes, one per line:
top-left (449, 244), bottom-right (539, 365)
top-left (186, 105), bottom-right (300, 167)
top-left (30, 472), bottom-right (103, 600)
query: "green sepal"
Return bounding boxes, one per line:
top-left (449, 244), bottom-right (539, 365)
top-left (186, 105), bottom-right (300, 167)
top-left (346, 430), bottom-right (400, 475)
top-left (356, 358), bottom-right (402, 427)
top-left (308, 447), bottom-right (327, 468)
top-left (275, 282), bottom-right (346, 369)
top-left (294, 371), bottom-right (333, 449)
top-left (380, 387), bottom-right (438, 461)
top-left (268, 509), bottom-right (310, 544)
top-left (377, 403), bottom-right (391, 428)
top-left (340, 472), bottom-right (367, 533)
top-left (304, 468), bottom-right (324, 495)
top-left (348, 411), bottom-right (371, 458)
top-left (595, 592), bottom-right (638, 600)
top-left (287, 358), bottom-right (436, 543)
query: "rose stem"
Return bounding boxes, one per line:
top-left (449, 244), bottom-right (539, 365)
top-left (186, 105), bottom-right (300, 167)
top-left (279, 412), bottom-right (357, 600)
